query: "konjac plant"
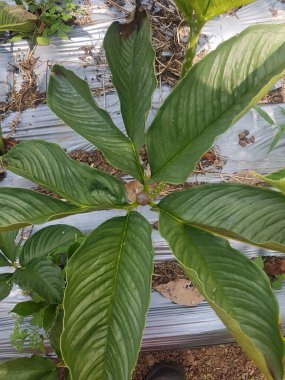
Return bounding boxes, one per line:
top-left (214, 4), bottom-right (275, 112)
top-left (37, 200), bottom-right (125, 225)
top-left (0, 0), bottom-right (285, 379)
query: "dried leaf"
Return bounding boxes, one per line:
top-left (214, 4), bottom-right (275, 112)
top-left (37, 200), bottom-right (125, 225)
top-left (229, 170), bottom-right (265, 186)
top-left (125, 180), bottom-right (144, 202)
top-left (154, 279), bottom-right (204, 306)
top-left (264, 259), bottom-right (285, 276)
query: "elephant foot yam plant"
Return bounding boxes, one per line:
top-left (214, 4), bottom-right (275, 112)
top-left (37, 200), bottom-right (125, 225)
top-left (0, 0), bottom-right (285, 379)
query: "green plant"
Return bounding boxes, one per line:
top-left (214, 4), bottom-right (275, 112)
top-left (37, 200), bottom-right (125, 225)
top-left (254, 105), bottom-right (285, 152)
top-left (0, 1), bottom-right (285, 379)
top-left (0, 0), bottom-right (78, 45)
top-left (0, 225), bottom-right (83, 372)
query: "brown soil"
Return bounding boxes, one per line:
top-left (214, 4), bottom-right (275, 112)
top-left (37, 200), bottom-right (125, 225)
top-left (152, 261), bottom-right (188, 288)
top-left (133, 344), bottom-right (265, 380)
top-left (0, 50), bottom-right (45, 118)
top-left (259, 77), bottom-right (285, 104)
top-left (68, 149), bottom-right (126, 178)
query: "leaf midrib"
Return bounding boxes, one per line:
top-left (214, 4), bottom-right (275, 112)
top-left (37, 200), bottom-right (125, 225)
top-left (102, 213), bottom-right (130, 378)
top-left (150, 41), bottom-right (285, 181)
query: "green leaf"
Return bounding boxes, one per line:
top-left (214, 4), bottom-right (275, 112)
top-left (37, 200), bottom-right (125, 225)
top-left (36, 35), bottom-right (51, 45)
top-left (0, 273), bottom-right (13, 301)
top-left (14, 258), bottom-right (64, 304)
top-left (252, 256), bottom-right (264, 270)
top-left (272, 274), bottom-right (285, 291)
top-left (43, 304), bottom-right (57, 331)
top-left (10, 301), bottom-right (46, 317)
top-left (159, 212), bottom-right (284, 380)
top-left (269, 125), bottom-right (285, 152)
top-left (146, 25), bottom-right (285, 184)
top-left (0, 355), bottom-right (57, 380)
top-left (0, 1), bottom-right (38, 33)
top-left (61, 211), bottom-right (154, 380)
top-left (174, 0), bottom-right (255, 22)
top-left (254, 106), bottom-right (275, 125)
top-left (158, 183), bottom-right (285, 252)
top-left (0, 230), bottom-right (18, 263)
top-left (104, 8), bottom-right (156, 150)
top-left (2, 140), bottom-right (128, 208)
top-left (254, 168), bottom-right (285, 195)
top-left (20, 224), bottom-right (83, 266)
top-left (0, 187), bottom-right (86, 232)
top-left (0, 252), bottom-right (10, 267)
top-left (49, 309), bottom-right (63, 357)
top-left (47, 65), bottom-right (144, 182)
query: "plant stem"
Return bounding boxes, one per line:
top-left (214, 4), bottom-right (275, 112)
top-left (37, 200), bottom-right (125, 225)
top-left (181, 20), bottom-right (205, 78)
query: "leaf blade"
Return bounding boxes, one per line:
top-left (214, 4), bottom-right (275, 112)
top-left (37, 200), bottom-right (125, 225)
top-left (11, 301), bottom-right (46, 317)
top-left (14, 258), bottom-right (64, 304)
top-left (2, 140), bottom-right (128, 208)
top-left (174, 0), bottom-right (256, 21)
top-left (147, 25), bottom-right (285, 184)
top-left (104, 8), bottom-right (156, 150)
top-left (0, 355), bottom-right (57, 380)
top-left (61, 211), bottom-right (154, 380)
top-left (20, 224), bottom-right (83, 266)
top-left (0, 273), bottom-right (13, 301)
top-left (0, 188), bottom-right (87, 231)
top-left (159, 213), bottom-right (284, 380)
top-left (0, 1), bottom-right (38, 33)
top-left (158, 183), bottom-right (285, 252)
top-left (0, 230), bottom-right (18, 263)
top-left (47, 65), bottom-right (144, 181)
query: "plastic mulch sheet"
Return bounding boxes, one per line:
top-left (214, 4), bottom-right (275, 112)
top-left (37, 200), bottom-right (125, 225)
top-left (0, 0), bottom-right (285, 359)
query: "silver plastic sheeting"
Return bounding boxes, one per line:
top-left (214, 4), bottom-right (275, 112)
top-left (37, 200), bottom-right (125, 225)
top-left (1, 0), bottom-right (285, 359)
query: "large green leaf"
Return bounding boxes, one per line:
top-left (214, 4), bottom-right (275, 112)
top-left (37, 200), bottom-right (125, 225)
top-left (0, 355), bottom-right (57, 380)
top-left (255, 169), bottom-right (285, 195)
top-left (11, 301), bottom-right (46, 317)
top-left (47, 65), bottom-right (144, 182)
top-left (14, 258), bottom-right (64, 304)
top-left (0, 1), bottom-right (38, 33)
top-left (104, 8), bottom-right (156, 150)
top-left (147, 25), bottom-right (285, 184)
top-left (20, 224), bottom-right (83, 266)
top-left (0, 188), bottom-right (86, 231)
top-left (61, 211), bottom-right (154, 380)
top-left (158, 183), bottom-right (285, 252)
top-left (2, 140), bottom-right (128, 208)
top-left (0, 273), bottom-right (13, 301)
top-left (0, 230), bottom-right (18, 264)
top-left (159, 212), bottom-right (284, 380)
top-left (174, 0), bottom-right (256, 21)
